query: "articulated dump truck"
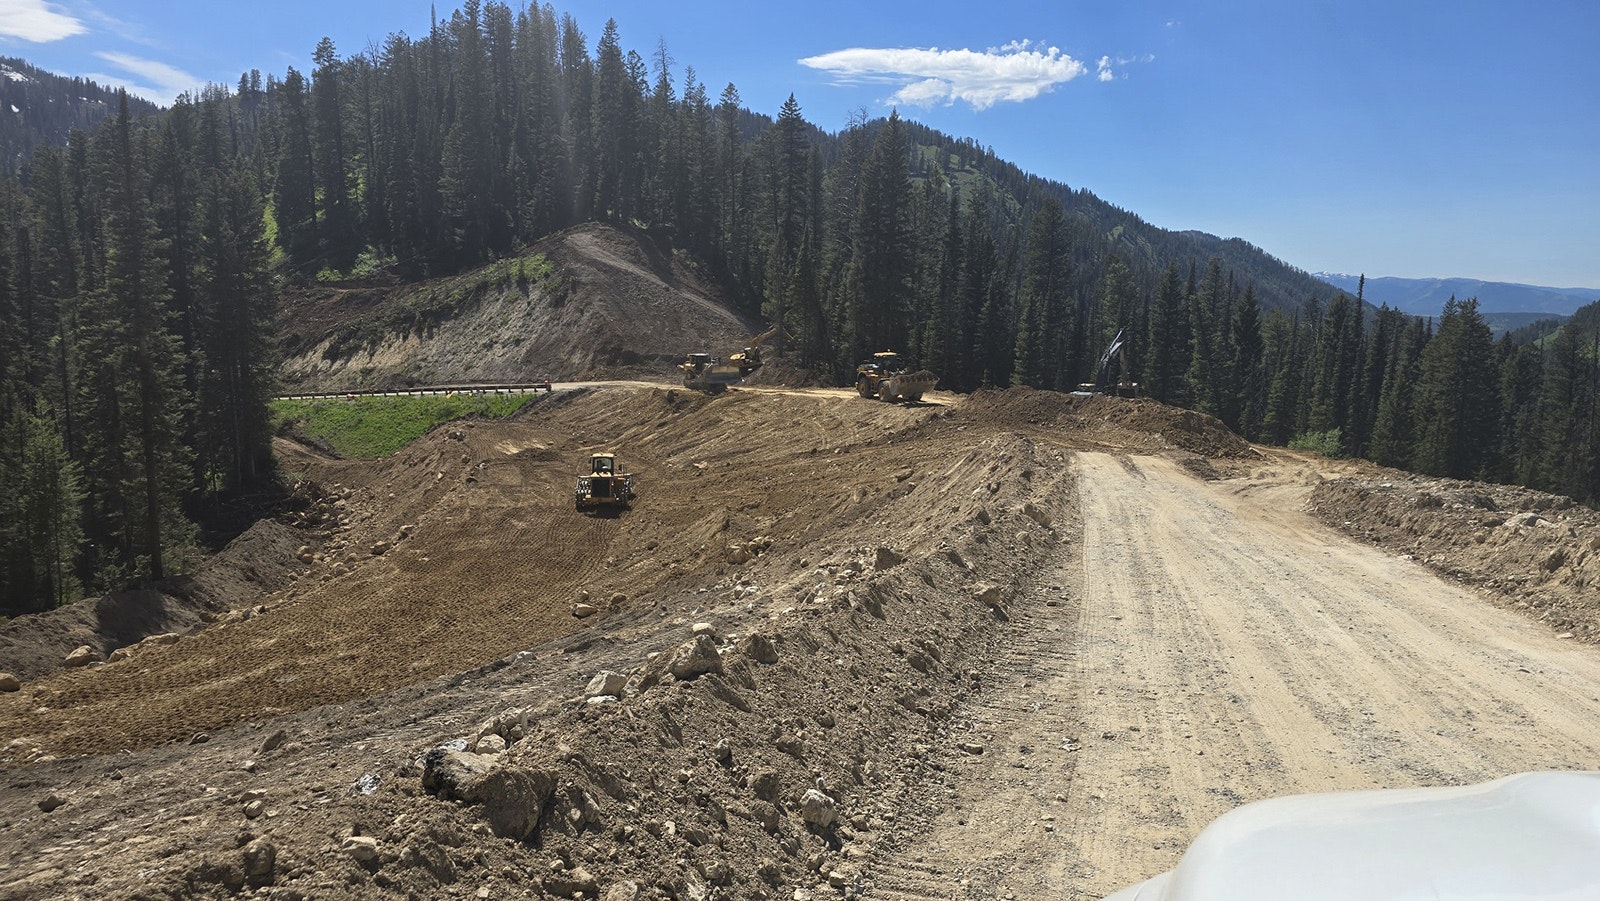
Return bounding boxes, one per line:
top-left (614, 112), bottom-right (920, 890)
top-left (854, 351), bottom-right (938, 403)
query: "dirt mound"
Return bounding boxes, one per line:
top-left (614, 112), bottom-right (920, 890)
top-left (1311, 473), bottom-right (1600, 642)
top-left (957, 388), bottom-right (1255, 459)
top-left (0, 519), bottom-right (305, 682)
top-left (278, 223), bottom-right (761, 392)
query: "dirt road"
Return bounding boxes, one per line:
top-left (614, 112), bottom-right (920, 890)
top-left (875, 452), bottom-right (1600, 901)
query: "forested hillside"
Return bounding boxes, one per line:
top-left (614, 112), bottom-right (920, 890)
top-left (0, 58), bottom-right (159, 173)
top-left (1, 0), bottom-right (1597, 616)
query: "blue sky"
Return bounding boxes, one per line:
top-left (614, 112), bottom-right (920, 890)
top-left (2, 0), bottom-right (1596, 288)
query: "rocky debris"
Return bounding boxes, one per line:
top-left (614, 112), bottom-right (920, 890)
top-left (421, 748), bottom-right (498, 800)
top-left (37, 793), bottom-right (66, 813)
top-left (421, 746), bottom-right (557, 841)
top-left (801, 789), bottom-right (839, 829)
top-left (573, 602), bottom-right (599, 618)
top-left (544, 864), bottom-right (599, 898)
top-left (874, 546), bottom-right (905, 570)
top-left (241, 838), bottom-right (277, 887)
top-left (259, 728), bottom-right (288, 753)
top-left (63, 645), bottom-right (100, 667)
top-left (738, 633), bottom-right (781, 664)
top-left (750, 769), bottom-right (782, 802)
top-left (974, 584), bottom-right (1005, 609)
top-left (726, 535), bottom-right (774, 565)
top-left (472, 707), bottom-right (533, 748)
top-left (341, 835), bottom-right (381, 866)
top-left (636, 633), bottom-right (725, 691)
top-left (0, 673), bottom-right (19, 692)
top-left (586, 670), bottom-right (628, 699)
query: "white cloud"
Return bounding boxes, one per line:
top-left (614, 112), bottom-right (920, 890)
top-left (799, 40), bottom-right (1090, 111)
top-left (1097, 56), bottom-right (1114, 82)
top-left (0, 0), bottom-right (85, 42)
top-left (89, 52), bottom-right (198, 104)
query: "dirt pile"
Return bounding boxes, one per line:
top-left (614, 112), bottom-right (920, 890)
top-left (1311, 473), bottom-right (1600, 642)
top-left (0, 517), bottom-right (308, 683)
top-left (957, 389), bottom-right (1255, 459)
top-left (277, 224), bottom-right (760, 392)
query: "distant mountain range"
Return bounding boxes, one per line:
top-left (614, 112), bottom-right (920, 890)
top-left (1314, 273), bottom-right (1600, 319)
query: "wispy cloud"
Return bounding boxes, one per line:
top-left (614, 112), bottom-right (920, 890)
top-left (799, 40), bottom-right (1091, 111)
top-left (86, 52), bottom-right (198, 104)
top-left (0, 0), bottom-right (85, 42)
top-left (1096, 53), bottom-right (1155, 82)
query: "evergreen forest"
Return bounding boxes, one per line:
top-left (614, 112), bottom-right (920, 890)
top-left (1, 0), bottom-right (1597, 615)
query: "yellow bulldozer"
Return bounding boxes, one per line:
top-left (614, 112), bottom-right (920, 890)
top-left (574, 453), bottom-right (636, 512)
top-left (855, 351), bottom-right (938, 403)
top-left (679, 324), bottom-right (782, 393)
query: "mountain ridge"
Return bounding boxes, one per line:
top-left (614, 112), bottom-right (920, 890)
top-left (1314, 272), bottom-right (1600, 317)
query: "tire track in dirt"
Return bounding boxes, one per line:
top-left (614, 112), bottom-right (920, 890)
top-left (1059, 453), bottom-right (1600, 899)
top-left (870, 451), bottom-right (1600, 901)
top-left (12, 448), bottom-right (623, 755)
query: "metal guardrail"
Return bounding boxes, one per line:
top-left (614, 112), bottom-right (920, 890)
top-left (276, 381), bottom-right (556, 401)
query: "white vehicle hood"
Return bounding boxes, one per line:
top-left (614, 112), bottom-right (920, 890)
top-left (1105, 771), bottom-right (1600, 901)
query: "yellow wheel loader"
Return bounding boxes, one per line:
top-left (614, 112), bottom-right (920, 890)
top-left (855, 351), bottom-right (938, 403)
top-left (575, 453), bottom-right (636, 512)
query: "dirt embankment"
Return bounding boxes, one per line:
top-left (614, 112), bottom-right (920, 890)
top-left (1310, 473), bottom-right (1600, 642)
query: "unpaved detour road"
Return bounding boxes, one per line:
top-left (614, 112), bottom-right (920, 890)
top-left (873, 452), bottom-right (1600, 901)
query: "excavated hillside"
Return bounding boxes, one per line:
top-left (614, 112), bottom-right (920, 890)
top-left (277, 224), bottom-right (760, 392)
top-left (4, 227), bottom-right (1600, 901)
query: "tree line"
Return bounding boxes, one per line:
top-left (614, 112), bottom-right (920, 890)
top-left (1, 0), bottom-right (1595, 614)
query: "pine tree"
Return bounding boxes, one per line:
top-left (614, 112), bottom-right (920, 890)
top-left (1496, 337), bottom-right (1542, 487)
top-left (272, 68), bottom-right (320, 269)
top-left (1012, 198), bottom-right (1071, 388)
top-left (312, 37), bottom-right (358, 269)
top-left (78, 93), bottom-right (194, 584)
top-left (1369, 316), bottom-right (1428, 469)
top-left (1143, 263), bottom-right (1188, 404)
top-left (1411, 298), bottom-right (1498, 479)
top-left (1185, 258), bottom-right (1226, 415)
top-left (1533, 323), bottom-right (1593, 496)
top-left (842, 111), bottom-right (913, 366)
top-left (1231, 283), bottom-right (1265, 438)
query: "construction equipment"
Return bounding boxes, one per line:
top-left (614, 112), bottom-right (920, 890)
top-left (679, 324), bottom-right (780, 393)
top-left (727, 324), bottom-right (781, 375)
top-left (677, 353), bottom-right (744, 393)
top-left (1073, 329), bottom-right (1139, 397)
top-left (574, 453), bottom-right (635, 512)
top-left (855, 351), bottom-right (938, 403)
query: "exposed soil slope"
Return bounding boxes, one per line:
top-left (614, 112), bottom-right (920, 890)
top-left (278, 224), bottom-right (760, 392)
